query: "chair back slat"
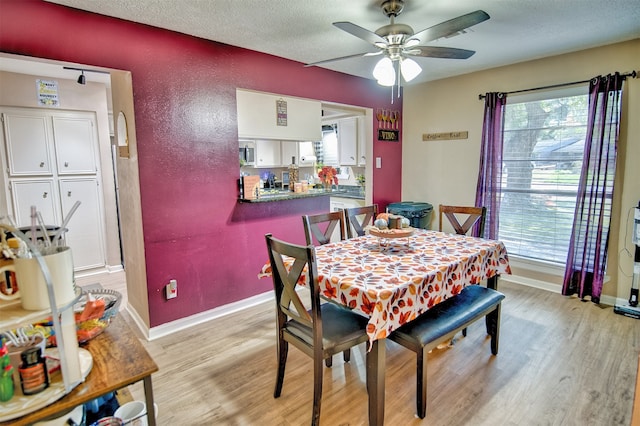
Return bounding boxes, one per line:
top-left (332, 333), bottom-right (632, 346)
top-left (439, 205), bottom-right (487, 237)
top-left (265, 233), bottom-right (320, 331)
top-left (303, 211), bottom-right (346, 245)
top-left (344, 204), bottom-right (378, 238)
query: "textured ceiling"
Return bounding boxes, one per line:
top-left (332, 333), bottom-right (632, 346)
top-left (26, 0), bottom-right (640, 84)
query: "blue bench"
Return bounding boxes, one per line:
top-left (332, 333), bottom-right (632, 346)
top-left (389, 284), bottom-right (505, 419)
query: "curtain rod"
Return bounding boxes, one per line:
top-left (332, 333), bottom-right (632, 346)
top-left (478, 70), bottom-right (637, 100)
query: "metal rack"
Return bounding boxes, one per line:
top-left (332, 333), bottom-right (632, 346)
top-left (0, 224), bottom-right (83, 393)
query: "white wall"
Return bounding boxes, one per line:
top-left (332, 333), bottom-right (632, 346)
top-left (402, 39), bottom-right (640, 301)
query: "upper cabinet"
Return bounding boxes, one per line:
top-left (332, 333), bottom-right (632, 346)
top-left (2, 113), bottom-right (53, 176)
top-left (237, 89), bottom-right (322, 141)
top-left (255, 139), bottom-right (282, 168)
top-left (338, 117), bottom-right (358, 166)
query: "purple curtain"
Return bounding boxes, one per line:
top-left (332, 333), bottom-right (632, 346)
top-left (475, 92), bottom-right (507, 239)
top-left (562, 73), bottom-right (625, 303)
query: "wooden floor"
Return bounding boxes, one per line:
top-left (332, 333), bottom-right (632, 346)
top-left (110, 280), bottom-right (639, 425)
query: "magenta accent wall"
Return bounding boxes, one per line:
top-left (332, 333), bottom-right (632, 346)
top-left (0, 0), bottom-right (403, 327)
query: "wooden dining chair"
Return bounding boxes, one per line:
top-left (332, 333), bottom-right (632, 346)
top-left (302, 211), bottom-right (352, 367)
top-left (344, 204), bottom-right (378, 238)
top-left (439, 204), bottom-right (488, 338)
top-left (264, 234), bottom-right (369, 426)
top-left (438, 205), bottom-right (487, 238)
top-left (302, 211), bottom-right (346, 246)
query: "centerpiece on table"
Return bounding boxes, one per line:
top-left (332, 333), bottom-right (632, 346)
top-left (318, 165), bottom-right (338, 191)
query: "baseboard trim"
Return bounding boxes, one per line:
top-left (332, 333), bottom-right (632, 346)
top-left (502, 274), bottom-right (619, 307)
top-left (125, 275), bottom-right (624, 341)
top-left (128, 290), bottom-right (275, 341)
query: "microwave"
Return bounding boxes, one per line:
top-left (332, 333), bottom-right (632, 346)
top-left (239, 141), bottom-right (255, 166)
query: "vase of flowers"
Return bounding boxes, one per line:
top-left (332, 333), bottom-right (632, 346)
top-left (318, 166), bottom-right (338, 191)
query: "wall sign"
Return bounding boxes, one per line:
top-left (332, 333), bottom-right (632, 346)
top-left (378, 129), bottom-right (399, 142)
top-left (276, 99), bottom-right (287, 126)
top-left (422, 131), bottom-right (468, 141)
top-left (36, 79), bottom-right (59, 107)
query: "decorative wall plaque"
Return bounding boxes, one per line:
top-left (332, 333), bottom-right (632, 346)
top-left (422, 131), bottom-right (469, 141)
top-left (378, 129), bottom-right (399, 142)
top-left (276, 99), bottom-right (287, 126)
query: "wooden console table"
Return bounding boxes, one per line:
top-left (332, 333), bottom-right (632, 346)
top-left (1, 316), bottom-right (158, 426)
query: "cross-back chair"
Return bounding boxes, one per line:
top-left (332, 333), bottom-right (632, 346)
top-left (302, 210), bottom-right (352, 367)
top-left (302, 211), bottom-right (346, 246)
top-left (438, 205), bottom-right (487, 238)
top-left (344, 204), bottom-right (378, 239)
top-left (264, 234), bottom-right (369, 426)
top-left (438, 204), bottom-right (488, 338)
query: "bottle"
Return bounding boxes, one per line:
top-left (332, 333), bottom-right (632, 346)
top-left (288, 156), bottom-right (299, 192)
top-left (19, 346), bottom-right (49, 395)
top-left (0, 339), bottom-right (14, 402)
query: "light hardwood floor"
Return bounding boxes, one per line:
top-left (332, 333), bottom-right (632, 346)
top-left (108, 279), bottom-right (638, 425)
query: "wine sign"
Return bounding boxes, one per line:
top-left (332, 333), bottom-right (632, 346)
top-left (378, 129), bottom-right (399, 142)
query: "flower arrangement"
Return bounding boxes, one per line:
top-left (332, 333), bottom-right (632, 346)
top-left (318, 166), bottom-right (339, 186)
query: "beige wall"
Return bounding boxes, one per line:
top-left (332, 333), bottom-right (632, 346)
top-left (403, 39), bottom-right (640, 302)
top-left (0, 69), bottom-right (122, 273)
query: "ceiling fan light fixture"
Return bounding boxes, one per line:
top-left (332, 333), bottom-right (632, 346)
top-left (404, 38), bottom-right (420, 48)
top-left (373, 57), bottom-right (396, 86)
top-left (400, 57), bottom-right (422, 82)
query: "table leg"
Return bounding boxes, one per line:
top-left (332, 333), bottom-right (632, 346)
top-left (366, 338), bottom-right (386, 426)
top-left (143, 375), bottom-right (156, 426)
top-left (486, 275), bottom-right (499, 333)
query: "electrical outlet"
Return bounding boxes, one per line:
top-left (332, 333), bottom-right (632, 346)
top-left (165, 279), bottom-right (177, 299)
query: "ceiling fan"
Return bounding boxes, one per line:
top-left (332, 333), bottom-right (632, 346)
top-left (306, 0), bottom-right (490, 86)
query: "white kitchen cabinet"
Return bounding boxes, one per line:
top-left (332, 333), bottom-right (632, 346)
top-left (59, 178), bottom-right (106, 270)
top-left (330, 197), bottom-right (365, 212)
top-left (281, 141), bottom-right (298, 167)
top-left (237, 89), bottom-right (322, 141)
top-left (338, 117), bottom-right (358, 166)
top-left (255, 139), bottom-right (281, 167)
top-left (2, 112), bottom-right (53, 176)
top-left (357, 116), bottom-right (367, 166)
top-left (9, 179), bottom-right (61, 226)
top-left (1, 107), bottom-right (106, 271)
top-left (52, 116), bottom-right (97, 175)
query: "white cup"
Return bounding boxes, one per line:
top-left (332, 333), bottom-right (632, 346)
top-left (114, 401), bottom-right (158, 426)
top-left (12, 246), bottom-right (75, 310)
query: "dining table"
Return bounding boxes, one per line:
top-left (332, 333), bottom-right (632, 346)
top-left (259, 228), bottom-right (511, 425)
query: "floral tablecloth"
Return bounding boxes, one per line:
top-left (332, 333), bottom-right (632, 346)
top-left (259, 229), bottom-right (511, 345)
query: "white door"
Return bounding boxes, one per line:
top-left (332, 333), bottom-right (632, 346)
top-left (59, 178), bottom-right (106, 270)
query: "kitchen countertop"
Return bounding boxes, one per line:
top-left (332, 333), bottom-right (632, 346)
top-left (238, 186), bottom-right (364, 203)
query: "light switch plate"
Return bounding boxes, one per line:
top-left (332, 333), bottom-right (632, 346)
top-left (376, 157), bottom-right (382, 168)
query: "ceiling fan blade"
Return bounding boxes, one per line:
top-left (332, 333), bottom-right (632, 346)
top-left (333, 21), bottom-right (388, 46)
top-left (407, 46), bottom-right (476, 59)
top-left (410, 10), bottom-right (490, 44)
top-left (304, 51), bottom-right (378, 67)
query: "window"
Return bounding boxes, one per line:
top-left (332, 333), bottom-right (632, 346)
top-left (499, 89), bottom-right (590, 264)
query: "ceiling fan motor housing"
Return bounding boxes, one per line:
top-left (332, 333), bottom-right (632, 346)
top-left (381, 0), bottom-right (405, 17)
